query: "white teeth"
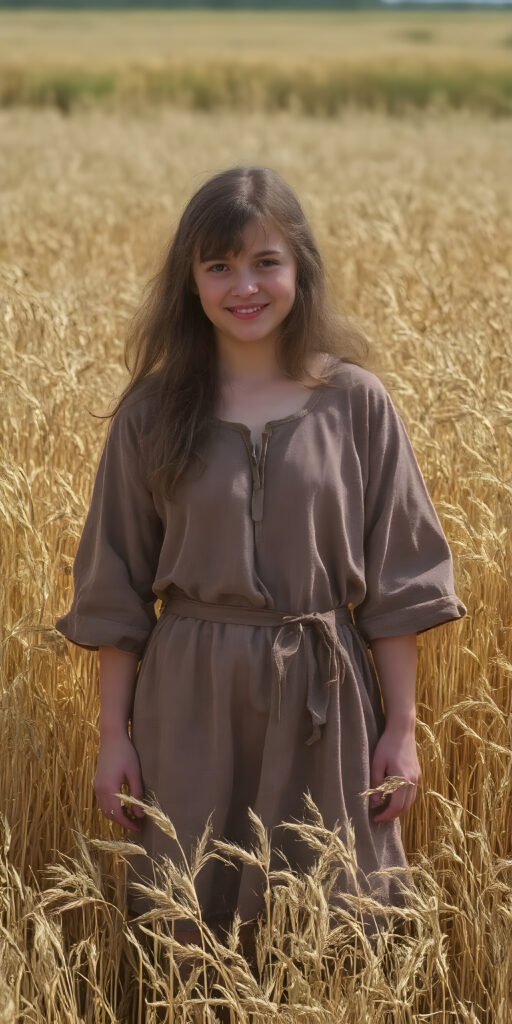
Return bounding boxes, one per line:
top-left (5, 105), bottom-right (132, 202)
top-left (232, 306), bottom-right (263, 313)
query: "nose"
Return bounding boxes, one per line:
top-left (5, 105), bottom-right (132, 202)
top-left (231, 269), bottom-right (259, 298)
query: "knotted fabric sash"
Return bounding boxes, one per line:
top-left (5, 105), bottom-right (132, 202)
top-left (160, 589), bottom-right (354, 745)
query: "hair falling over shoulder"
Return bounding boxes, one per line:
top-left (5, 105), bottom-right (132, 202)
top-left (110, 165), bottom-right (370, 499)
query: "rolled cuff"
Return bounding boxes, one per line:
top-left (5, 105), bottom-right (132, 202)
top-left (55, 612), bottom-right (151, 658)
top-left (355, 595), bottom-right (467, 642)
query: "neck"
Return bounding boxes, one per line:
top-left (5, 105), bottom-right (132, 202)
top-left (215, 336), bottom-right (283, 386)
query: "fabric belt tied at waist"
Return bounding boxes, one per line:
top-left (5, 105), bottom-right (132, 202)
top-left (160, 591), bottom-right (354, 746)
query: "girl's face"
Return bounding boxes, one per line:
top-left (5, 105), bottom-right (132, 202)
top-left (191, 219), bottom-right (297, 354)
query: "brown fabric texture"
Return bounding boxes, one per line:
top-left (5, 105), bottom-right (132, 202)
top-left (56, 359), bottom-right (466, 925)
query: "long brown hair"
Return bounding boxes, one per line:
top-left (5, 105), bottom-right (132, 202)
top-left (112, 165), bottom-right (369, 497)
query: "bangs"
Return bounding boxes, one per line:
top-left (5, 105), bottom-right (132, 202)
top-left (197, 205), bottom-right (268, 263)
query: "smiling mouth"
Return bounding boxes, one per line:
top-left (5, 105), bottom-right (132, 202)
top-left (227, 304), bottom-right (269, 317)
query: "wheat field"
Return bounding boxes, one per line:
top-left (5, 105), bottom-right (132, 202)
top-left (1, 18), bottom-right (512, 1021)
top-left (1, 9), bottom-right (512, 113)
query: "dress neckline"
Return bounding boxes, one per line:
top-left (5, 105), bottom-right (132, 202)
top-left (211, 380), bottom-right (328, 437)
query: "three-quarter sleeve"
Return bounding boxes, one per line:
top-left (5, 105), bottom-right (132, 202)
top-left (55, 397), bottom-right (163, 658)
top-left (353, 383), bottom-right (466, 642)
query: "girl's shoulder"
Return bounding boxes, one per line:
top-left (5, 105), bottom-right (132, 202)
top-left (111, 372), bottom-right (161, 434)
top-left (321, 359), bottom-right (407, 443)
top-left (322, 357), bottom-right (389, 403)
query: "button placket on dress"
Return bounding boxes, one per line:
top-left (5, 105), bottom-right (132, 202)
top-left (240, 426), bottom-right (272, 524)
top-left (211, 384), bottom-right (326, 529)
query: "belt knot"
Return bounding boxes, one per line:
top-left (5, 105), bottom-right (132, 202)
top-left (270, 607), bottom-right (352, 745)
top-left (160, 590), bottom-right (354, 746)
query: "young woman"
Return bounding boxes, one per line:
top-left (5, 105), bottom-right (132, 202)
top-left (56, 165), bottom-right (466, 946)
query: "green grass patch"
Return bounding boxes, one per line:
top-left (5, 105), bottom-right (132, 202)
top-left (0, 67), bottom-right (117, 112)
top-left (396, 28), bottom-right (436, 45)
top-left (2, 62), bottom-right (512, 117)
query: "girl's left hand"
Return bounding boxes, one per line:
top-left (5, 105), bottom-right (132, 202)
top-left (369, 725), bottom-right (421, 823)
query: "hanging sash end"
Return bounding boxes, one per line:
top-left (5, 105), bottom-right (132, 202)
top-left (305, 722), bottom-right (322, 746)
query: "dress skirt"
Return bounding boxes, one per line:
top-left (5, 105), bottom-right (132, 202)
top-left (128, 592), bottom-right (414, 930)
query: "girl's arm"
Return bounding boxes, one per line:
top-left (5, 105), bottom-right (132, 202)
top-left (94, 646), bottom-right (145, 832)
top-left (367, 633), bottom-right (421, 823)
top-left (371, 634), bottom-right (417, 733)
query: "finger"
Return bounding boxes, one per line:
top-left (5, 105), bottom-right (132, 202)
top-left (369, 754), bottom-right (387, 795)
top-left (373, 783), bottom-right (415, 822)
top-left (369, 769), bottom-right (388, 808)
top-left (100, 798), bottom-right (142, 833)
top-left (109, 809), bottom-right (142, 833)
top-left (116, 810), bottom-right (142, 833)
top-left (124, 772), bottom-right (146, 819)
top-left (373, 785), bottom-right (406, 822)
top-left (405, 782), bottom-right (419, 813)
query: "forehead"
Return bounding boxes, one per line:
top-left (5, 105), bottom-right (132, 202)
top-left (196, 217), bottom-right (290, 263)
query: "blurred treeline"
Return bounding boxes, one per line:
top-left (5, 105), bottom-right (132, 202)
top-left (0, 1), bottom-right (400, 10)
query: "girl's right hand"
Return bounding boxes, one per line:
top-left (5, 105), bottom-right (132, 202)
top-left (94, 732), bottom-right (146, 833)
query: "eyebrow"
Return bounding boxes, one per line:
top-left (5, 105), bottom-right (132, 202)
top-left (200, 249), bottom-right (283, 263)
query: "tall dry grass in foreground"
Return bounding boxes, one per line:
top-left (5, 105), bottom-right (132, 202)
top-left (0, 106), bottom-right (511, 1022)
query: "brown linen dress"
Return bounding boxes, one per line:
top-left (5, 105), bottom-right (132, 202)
top-left (56, 358), bottom-right (466, 929)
